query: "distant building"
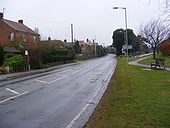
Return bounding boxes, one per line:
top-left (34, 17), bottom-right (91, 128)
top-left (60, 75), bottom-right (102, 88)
top-left (0, 12), bottom-right (40, 47)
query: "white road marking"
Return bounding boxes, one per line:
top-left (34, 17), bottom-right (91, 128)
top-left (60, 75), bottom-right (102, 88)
top-left (57, 70), bottom-right (72, 74)
top-left (36, 79), bottom-right (48, 83)
top-left (65, 68), bottom-right (114, 128)
top-left (65, 80), bottom-right (104, 128)
top-left (48, 69), bottom-right (82, 84)
top-left (65, 104), bottom-right (90, 128)
top-left (0, 91), bottom-right (29, 104)
top-left (6, 88), bottom-right (20, 95)
top-left (36, 69), bottom-right (80, 84)
top-left (71, 69), bottom-right (81, 74)
top-left (48, 75), bottom-right (69, 84)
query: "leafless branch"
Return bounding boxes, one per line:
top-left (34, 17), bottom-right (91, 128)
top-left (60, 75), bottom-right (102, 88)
top-left (139, 19), bottom-right (170, 58)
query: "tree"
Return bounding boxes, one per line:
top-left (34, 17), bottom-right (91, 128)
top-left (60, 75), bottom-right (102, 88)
top-left (112, 29), bottom-right (124, 56)
top-left (73, 40), bottom-right (82, 54)
top-left (148, 0), bottom-right (170, 21)
top-left (127, 29), bottom-right (140, 53)
top-left (112, 28), bottom-right (140, 56)
top-left (136, 35), bottom-right (150, 54)
top-left (139, 19), bottom-right (170, 59)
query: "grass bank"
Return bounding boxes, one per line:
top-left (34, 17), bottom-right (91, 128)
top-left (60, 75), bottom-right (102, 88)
top-left (84, 58), bottom-right (170, 128)
top-left (139, 54), bottom-right (170, 68)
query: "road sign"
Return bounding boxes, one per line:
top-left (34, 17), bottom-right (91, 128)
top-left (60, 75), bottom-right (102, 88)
top-left (122, 44), bottom-right (132, 49)
top-left (25, 50), bottom-right (28, 55)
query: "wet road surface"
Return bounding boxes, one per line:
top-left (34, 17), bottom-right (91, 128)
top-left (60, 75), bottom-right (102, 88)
top-left (0, 54), bottom-right (117, 128)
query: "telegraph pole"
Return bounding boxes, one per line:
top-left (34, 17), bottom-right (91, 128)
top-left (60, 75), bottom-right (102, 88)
top-left (93, 39), bottom-right (97, 57)
top-left (3, 8), bottom-right (5, 14)
top-left (71, 24), bottom-right (74, 48)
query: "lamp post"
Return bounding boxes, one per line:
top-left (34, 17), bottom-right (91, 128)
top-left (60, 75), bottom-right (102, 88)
top-left (113, 7), bottom-right (128, 59)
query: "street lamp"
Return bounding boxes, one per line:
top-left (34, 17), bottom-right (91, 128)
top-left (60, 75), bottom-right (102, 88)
top-left (113, 7), bottom-right (128, 59)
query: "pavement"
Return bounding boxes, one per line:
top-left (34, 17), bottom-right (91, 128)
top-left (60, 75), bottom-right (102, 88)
top-left (128, 56), bottom-right (170, 71)
top-left (0, 62), bottom-right (79, 82)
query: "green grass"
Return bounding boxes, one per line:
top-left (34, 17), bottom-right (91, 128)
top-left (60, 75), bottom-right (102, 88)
top-left (84, 58), bottom-right (170, 128)
top-left (139, 54), bottom-right (170, 68)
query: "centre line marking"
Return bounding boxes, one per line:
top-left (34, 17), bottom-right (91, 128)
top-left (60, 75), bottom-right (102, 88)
top-left (49, 69), bottom-right (82, 84)
top-left (71, 69), bottom-right (81, 74)
top-left (0, 91), bottom-right (29, 104)
top-left (48, 75), bottom-right (69, 84)
top-left (6, 88), bottom-right (20, 95)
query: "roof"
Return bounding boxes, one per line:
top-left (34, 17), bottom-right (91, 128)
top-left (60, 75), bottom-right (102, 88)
top-left (87, 40), bottom-right (94, 46)
top-left (40, 40), bottom-right (65, 47)
top-left (2, 19), bottom-right (39, 35)
top-left (3, 47), bottom-right (21, 53)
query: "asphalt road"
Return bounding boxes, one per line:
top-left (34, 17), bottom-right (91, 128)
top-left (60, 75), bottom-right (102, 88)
top-left (0, 54), bottom-right (117, 128)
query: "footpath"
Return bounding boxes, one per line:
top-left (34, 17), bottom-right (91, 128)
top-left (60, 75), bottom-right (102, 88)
top-left (0, 62), bottom-right (78, 82)
top-left (128, 56), bottom-right (170, 71)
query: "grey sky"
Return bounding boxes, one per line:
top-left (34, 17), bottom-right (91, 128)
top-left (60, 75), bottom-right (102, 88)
top-left (1, 0), bottom-right (161, 46)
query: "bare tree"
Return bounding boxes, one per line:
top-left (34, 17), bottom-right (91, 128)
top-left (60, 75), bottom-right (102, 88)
top-left (160, 0), bottom-right (170, 21)
top-left (147, 0), bottom-right (170, 21)
top-left (34, 27), bottom-right (40, 34)
top-left (139, 19), bottom-right (170, 59)
top-left (34, 27), bottom-right (41, 40)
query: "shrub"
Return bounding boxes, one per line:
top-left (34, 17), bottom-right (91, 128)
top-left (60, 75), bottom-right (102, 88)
top-left (4, 53), bottom-right (17, 60)
top-left (160, 39), bottom-right (170, 55)
top-left (42, 46), bottom-right (75, 64)
top-left (24, 43), bottom-right (45, 69)
top-left (3, 55), bottom-right (24, 72)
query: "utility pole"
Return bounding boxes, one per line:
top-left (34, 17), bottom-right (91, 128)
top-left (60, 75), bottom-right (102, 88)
top-left (71, 24), bottom-right (74, 48)
top-left (2, 8), bottom-right (5, 18)
top-left (93, 39), bottom-right (97, 57)
top-left (3, 8), bottom-right (5, 14)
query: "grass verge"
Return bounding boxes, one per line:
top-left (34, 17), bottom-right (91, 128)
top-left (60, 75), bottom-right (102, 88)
top-left (139, 54), bottom-right (170, 68)
top-left (84, 58), bottom-right (170, 128)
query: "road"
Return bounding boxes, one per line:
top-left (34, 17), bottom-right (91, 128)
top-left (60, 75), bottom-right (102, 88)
top-left (0, 54), bottom-right (117, 128)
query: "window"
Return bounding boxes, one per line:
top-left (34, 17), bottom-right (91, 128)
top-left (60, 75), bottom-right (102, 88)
top-left (10, 32), bottom-right (14, 41)
top-left (33, 36), bottom-right (36, 43)
top-left (22, 34), bottom-right (26, 42)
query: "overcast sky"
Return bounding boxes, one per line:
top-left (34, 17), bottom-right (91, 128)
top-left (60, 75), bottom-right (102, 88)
top-left (1, 0), bottom-right (162, 46)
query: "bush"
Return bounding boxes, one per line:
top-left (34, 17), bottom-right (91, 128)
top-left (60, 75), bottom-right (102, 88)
top-left (3, 55), bottom-right (24, 72)
top-left (4, 53), bottom-right (17, 60)
top-left (42, 46), bottom-right (75, 64)
top-left (0, 47), bottom-right (4, 66)
top-left (160, 39), bottom-right (170, 55)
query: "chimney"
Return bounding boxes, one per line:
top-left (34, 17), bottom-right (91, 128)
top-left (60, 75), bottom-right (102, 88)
top-left (64, 39), bottom-right (67, 43)
top-left (0, 12), bottom-right (3, 19)
top-left (18, 20), bottom-right (23, 24)
top-left (48, 37), bottom-right (51, 41)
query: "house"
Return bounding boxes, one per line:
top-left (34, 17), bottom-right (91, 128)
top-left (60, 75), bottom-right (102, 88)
top-left (0, 13), bottom-right (40, 47)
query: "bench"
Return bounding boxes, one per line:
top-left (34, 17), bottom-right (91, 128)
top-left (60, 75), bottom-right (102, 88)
top-left (151, 59), bottom-right (165, 70)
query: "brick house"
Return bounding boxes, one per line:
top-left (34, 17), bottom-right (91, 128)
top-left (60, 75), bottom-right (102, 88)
top-left (0, 13), bottom-right (40, 47)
